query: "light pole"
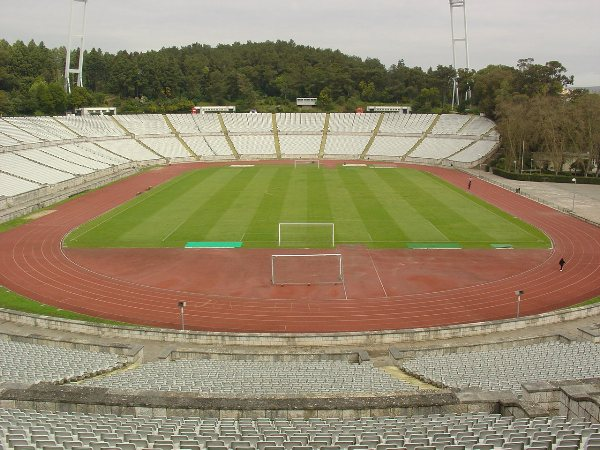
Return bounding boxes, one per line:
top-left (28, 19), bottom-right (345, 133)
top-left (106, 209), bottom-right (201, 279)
top-left (572, 178), bottom-right (577, 211)
top-left (515, 290), bottom-right (524, 318)
top-left (178, 301), bottom-right (187, 331)
top-left (513, 160), bottom-right (517, 173)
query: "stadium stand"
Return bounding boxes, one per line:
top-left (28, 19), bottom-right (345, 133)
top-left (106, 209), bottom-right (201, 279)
top-left (402, 341), bottom-right (600, 393)
top-left (1, 410), bottom-right (599, 450)
top-left (192, 113), bottom-right (226, 134)
top-left (366, 136), bottom-right (420, 159)
top-left (17, 148), bottom-right (96, 175)
top-left (94, 139), bottom-right (162, 161)
top-left (0, 151), bottom-right (74, 184)
top-left (167, 113), bottom-right (202, 134)
top-left (59, 142), bottom-right (130, 166)
top-left (0, 340), bottom-right (126, 385)
top-left (230, 134), bottom-right (276, 157)
top-left (378, 113), bottom-right (436, 135)
top-left (276, 112), bottom-right (326, 133)
top-left (407, 137), bottom-right (474, 161)
top-left (43, 146), bottom-right (111, 170)
top-left (114, 114), bottom-right (172, 136)
top-left (204, 135), bottom-right (236, 157)
top-left (0, 172), bottom-right (40, 197)
top-left (222, 113), bottom-right (273, 134)
top-left (4, 116), bottom-right (79, 141)
top-left (323, 135), bottom-right (371, 157)
top-left (328, 113), bottom-right (379, 133)
top-left (458, 116), bottom-right (496, 136)
top-left (54, 115), bottom-right (128, 138)
top-left (181, 135), bottom-right (219, 158)
top-left (430, 115), bottom-right (471, 135)
top-left (0, 119), bottom-right (42, 144)
top-left (278, 134), bottom-right (322, 157)
top-left (83, 359), bottom-right (413, 395)
top-left (447, 140), bottom-right (498, 164)
top-left (139, 137), bottom-right (192, 159)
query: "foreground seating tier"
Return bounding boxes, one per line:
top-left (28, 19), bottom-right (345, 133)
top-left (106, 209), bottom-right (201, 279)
top-left (402, 342), bottom-right (600, 393)
top-left (0, 341), bottom-right (126, 385)
top-left (1, 409), bottom-right (599, 450)
top-left (82, 360), bottom-right (414, 396)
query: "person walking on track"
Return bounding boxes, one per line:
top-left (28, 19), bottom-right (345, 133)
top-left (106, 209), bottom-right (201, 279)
top-left (559, 257), bottom-right (566, 271)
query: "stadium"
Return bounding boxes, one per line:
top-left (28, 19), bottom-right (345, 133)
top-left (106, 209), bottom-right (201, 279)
top-left (1, 0), bottom-right (600, 447)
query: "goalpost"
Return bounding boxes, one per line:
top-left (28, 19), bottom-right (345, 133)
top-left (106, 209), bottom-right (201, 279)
top-left (271, 253), bottom-right (344, 285)
top-left (278, 222), bottom-right (335, 248)
top-left (294, 159), bottom-right (320, 168)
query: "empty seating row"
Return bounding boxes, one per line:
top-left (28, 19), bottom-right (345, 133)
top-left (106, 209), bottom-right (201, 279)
top-left (276, 113), bottom-right (326, 133)
top-left (402, 342), bottom-right (600, 393)
top-left (378, 114), bottom-right (436, 135)
top-left (0, 340), bottom-right (126, 385)
top-left (139, 137), bottom-right (191, 159)
top-left (324, 135), bottom-right (370, 157)
top-left (114, 114), bottom-right (172, 136)
top-left (366, 136), bottom-right (419, 158)
top-left (82, 360), bottom-right (414, 396)
top-left (0, 172), bottom-right (41, 197)
top-left (0, 152), bottom-right (74, 185)
top-left (430, 115), bottom-right (471, 135)
top-left (328, 113), bottom-right (379, 133)
top-left (222, 113), bottom-right (273, 133)
top-left (230, 135), bottom-right (276, 156)
top-left (279, 135), bottom-right (322, 156)
top-left (55, 115), bottom-right (127, 138)
top-left (1, 409), bottom-right (599, 450)
top-left (408, 138), bottom-right (473, 161)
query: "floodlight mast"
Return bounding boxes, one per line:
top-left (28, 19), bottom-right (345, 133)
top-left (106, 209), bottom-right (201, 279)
top-left (449, 0), bottom-right (471, 109)
top-left (64, 0), bottom-right (89, 93)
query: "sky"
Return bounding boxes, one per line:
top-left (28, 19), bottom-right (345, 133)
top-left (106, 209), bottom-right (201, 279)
top-left (1, 0), bottom-right (599, 86)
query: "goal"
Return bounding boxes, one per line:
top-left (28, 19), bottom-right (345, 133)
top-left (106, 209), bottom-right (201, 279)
top-left (278, 222), bottom-right (335, 248)
top-left (271, 253), bottom-right (344, 285)
top-left (294, 159), bottom-right (320, 168)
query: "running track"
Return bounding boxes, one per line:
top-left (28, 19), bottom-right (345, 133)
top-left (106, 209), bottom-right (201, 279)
top-left (1, 162), bottom-right (599, 333)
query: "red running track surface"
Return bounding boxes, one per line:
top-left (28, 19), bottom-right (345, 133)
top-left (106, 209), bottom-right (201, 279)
top-left (0, 162), bottom-right (599, 333)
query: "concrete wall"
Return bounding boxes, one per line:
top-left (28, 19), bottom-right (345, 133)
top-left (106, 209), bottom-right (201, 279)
top-left (0, 384), bottom-right (495, 419)
top-left (1, 303), bottom-right (600, 347)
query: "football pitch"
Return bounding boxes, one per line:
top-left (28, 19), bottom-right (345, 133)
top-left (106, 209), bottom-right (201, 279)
top-left (65, 165), bottom-right (550, 249)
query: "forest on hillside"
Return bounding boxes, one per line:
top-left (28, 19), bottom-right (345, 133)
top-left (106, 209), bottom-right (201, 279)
top-left (0, 39), bottom-right (598, 175)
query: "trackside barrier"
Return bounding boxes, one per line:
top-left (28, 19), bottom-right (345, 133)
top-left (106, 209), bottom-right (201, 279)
top-left (0, 303), bottom-right (599, 347)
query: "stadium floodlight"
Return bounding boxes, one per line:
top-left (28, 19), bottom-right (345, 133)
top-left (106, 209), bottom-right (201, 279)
top-left (271, 253), bottom-right (344, 285)
top-left (449, 0), bottom-right (470, 109)
top-left (64, 0), bottom-right (89, 93)
top-left (278, 222), bottom-right (335, 248)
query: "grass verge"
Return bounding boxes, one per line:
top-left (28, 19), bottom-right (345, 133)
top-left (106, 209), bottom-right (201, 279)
top-left (0, 286), bottom-right (130, 326)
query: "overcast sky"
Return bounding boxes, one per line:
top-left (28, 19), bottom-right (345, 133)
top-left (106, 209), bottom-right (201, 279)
top-left (1, 0), bottom-right (599, 86)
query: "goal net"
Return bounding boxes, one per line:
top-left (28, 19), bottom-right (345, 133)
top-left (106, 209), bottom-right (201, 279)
top-left (294, 159), bottom-right (320, 168)
top-left (271, 253), bottom-right (344, 285)
top-left (278, 222), bottom-right (335, 248)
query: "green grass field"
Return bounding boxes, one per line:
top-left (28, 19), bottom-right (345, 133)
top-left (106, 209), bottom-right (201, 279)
top-left (65, 165), bottom-right (550, 249)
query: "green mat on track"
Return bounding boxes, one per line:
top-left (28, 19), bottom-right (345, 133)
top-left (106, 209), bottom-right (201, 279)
top-left (185, 242), bottom-right (243, 248)
top-left (491, 243), bottom-right (514, 249)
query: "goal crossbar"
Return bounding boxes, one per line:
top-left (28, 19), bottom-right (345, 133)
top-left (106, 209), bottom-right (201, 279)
top-left (278, 222), bottom-right (335, 247)
top-left (271, 253), bottom-right (344, 285)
